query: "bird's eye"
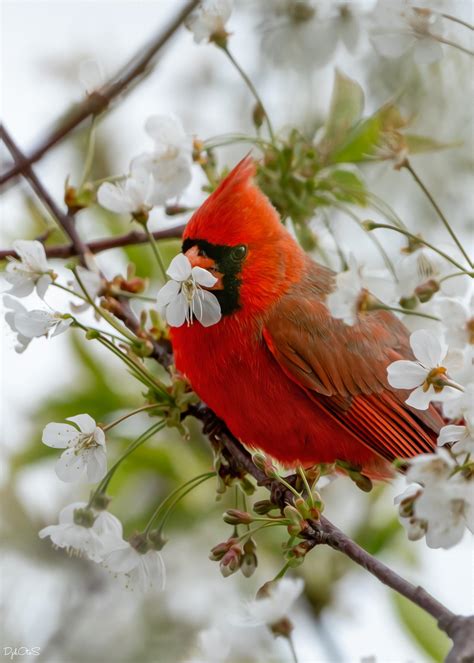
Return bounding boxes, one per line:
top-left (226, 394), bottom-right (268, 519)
top-left (230, 245), bottom-right (247, 261)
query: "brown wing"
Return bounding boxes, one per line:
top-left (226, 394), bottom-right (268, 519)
top-left (263, 259), bottom-right (442, 462)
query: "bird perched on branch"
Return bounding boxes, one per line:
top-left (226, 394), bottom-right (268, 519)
top-left (170, 157), bottom-right (442, 478)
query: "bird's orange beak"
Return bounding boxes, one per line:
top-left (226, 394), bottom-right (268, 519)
top-left (184, 246), bottom-right (224, 290)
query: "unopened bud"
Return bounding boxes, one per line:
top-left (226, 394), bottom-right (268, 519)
top-left (253, 500), bottom-right (275, 515)
top-left (362, 220), bottom-right (377, 231)
top-left (252, 452), bottom-right (278, 478)
top-left (415, 279), bottom-right (440, 303)
top-left (223, 509), bottom-right (253, 525)
top-left (209, 537), bottom-right (237, 561)
top-left (85, 329), bottom-right (101, 340)
top-left (219, 544), bottom-right (242, 578)
top-left (240, 538), bottom-right (258, 578)
top-left (252, 102), bottom-right (265, 129)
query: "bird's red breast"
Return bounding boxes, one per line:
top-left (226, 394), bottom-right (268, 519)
top-left (171, 157), bottom-right (442, 478)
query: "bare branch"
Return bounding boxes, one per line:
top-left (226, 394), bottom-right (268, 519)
top-left (0, 225), bottom-right (186, 261)
top-left (1, 126), bottom-right (91, 266)
top-left (0, 0), bottom-right (199, 188)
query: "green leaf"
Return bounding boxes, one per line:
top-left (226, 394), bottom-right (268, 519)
top-left (404, 134), bottom-right (461, 155)
top-left (331, 103), bottom-right (405, 164)
top-left (392, 594), bottom-right (450, 662)
top-left (324, 70), bottom-right (364, 149)
top-left (317, 168), bottom-right (367, 205)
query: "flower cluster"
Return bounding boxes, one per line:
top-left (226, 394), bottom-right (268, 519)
top-left (97, 114), bottom-right (192, 220)
top-left (39, 502), bottom-right (165, 591)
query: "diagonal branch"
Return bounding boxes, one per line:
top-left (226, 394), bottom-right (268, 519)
top-left (0, 0), bottom-right (199, 188)
top-left (0, 225), bottom-right (186, 261)
top-left (1, 126), bottom-right (91, 266)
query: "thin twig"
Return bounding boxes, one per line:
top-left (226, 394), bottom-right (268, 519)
top-left (0, 225), bottom-right (186, 261)
top-left (402, 158), bottom-right (473, 267)
top-left (0, 0), bottom-right (199, 187)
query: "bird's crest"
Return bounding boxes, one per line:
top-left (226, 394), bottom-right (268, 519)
top-left (183, 156), bottom-right (282, 246)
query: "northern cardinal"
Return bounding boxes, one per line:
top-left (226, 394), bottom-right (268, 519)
top-left (171, 157), bottom-right (442, 477)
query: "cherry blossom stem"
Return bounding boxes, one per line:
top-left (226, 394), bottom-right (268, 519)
top-left (366, 223), bottom-right (471, 273)
top-left (377, 305), bottom-right (441, 322)
top-left (287, 634), bottom-right (299, 663)
top-left (434, 34), bottom-right (474, 56)
top-left (90, 421), bottom-right (166, 501)
top-left (297, 467), bottom-right (314, 507)
top-left (402, 159), bottom-right (473, 267)
top-left (439, 12), bottom-right (474, 30)
top-left (143, 223), bottom-right (168, 281)
top-left (71, 320), bottom-right (133, 345)
top-left (71, 265), bottom-right (139, 343)
top-left (220, 46), bottom-right (275, 142)
top-left (102, 403), bottom-right (164, 431)
top-left (143, 472), bottom-right (216, 536)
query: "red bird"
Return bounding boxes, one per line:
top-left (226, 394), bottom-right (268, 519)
top-left (171, 157), bottom-right (442, 478)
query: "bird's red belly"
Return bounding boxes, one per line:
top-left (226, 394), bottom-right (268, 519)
top-left (172, 327), bottom-right (382, 470)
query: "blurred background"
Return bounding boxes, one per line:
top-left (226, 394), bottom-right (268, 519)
top-left (1, 1), bottom-right (473, 661)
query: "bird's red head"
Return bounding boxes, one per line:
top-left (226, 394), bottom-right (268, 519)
top-left (181, 156), bottom-right (305, 318)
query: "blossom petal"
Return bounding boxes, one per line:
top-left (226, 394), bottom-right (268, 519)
top-left (97, 182), bottom-right (132, 213)
top-left (51, 318), bottom-right (73, 337)
top-left (156, 279), bottom-right (181, 309)
top-left (42, 423), bottom-right (78, 449)
top-left (438, 425), bottom-right (466, 447)
top-left (55, 448), bottom-right (87, 482)
top-left (405, 385), bottom-right (433, 410)
top-left (387, 360), bottom-right (427, 389)
top-left (414, 37), bottom-right (443, 65)
top-left (192, 266), bottom-right (217, 288)
top-left (409, 329), bottom-right (446, 368)
top-left (14, 310), bottom-right (52, 338)
top-left (67, 413), bottom-right (97, 434)
top-left (166, 253), bottom-right (192, 282)
top-left (4, 275), bottom-right (35, 298)
top-left (13, 239), bottom-right (49, 272)
top-left (105, 545), bottom-right (138, 573)
top-left (195, 290), bottom-right (222, 327)
top-left (36, 274), bottom-right (52, 299)
top-left (85, 448), bottom-right (108, 483)
top-left (166, 294), bottom-right (188, 327)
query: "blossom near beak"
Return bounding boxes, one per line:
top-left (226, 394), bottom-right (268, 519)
top-left (184, 246), bottom-right (224, 290)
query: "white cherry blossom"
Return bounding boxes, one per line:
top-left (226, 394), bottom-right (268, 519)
top-left (370, 0), bottom-right (444, 65)
top-left (39, 502), bottom-right (123, 561)
top-left (4, 296), bottom-right (72, 353)
top-left (245, 577), bottom-right (304, 626)
top-left (97, 169), bottom-right (155, 216)
top-left (261, 1), bottom-right (364, 72)
top-left (438, 422), bottom-right (474, 457)
top-left (326, 256), bottom-right (394, 326)
top-left (156, 253), bottom-right (221, 328)
top-left (103, 541), bottom-right (166, 592)
top-left (395, 451), bottom-right (474, 548)
top-left (42, 414), bottom-right (107, 483)
top-left (439, 297), bottom-right (473, 351)
top-left (131, 115), bottom-right (192, 206)
top-left (3, 239), bottom-right (54, 298)
top-left (185, 0), bottom-right (233, 44)
top-left (387, 329), bottom-right (461, 409)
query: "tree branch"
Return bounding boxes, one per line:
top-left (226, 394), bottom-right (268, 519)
top-left (0, 0), bottom-right (199, 188)
top-left (0, 225), bottom-right (186, 261)
top-left (1, 126), bottom-right (91, 266)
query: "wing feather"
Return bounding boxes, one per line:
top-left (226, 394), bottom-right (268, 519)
top-left (263, 259), bottom-right (442, 462)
